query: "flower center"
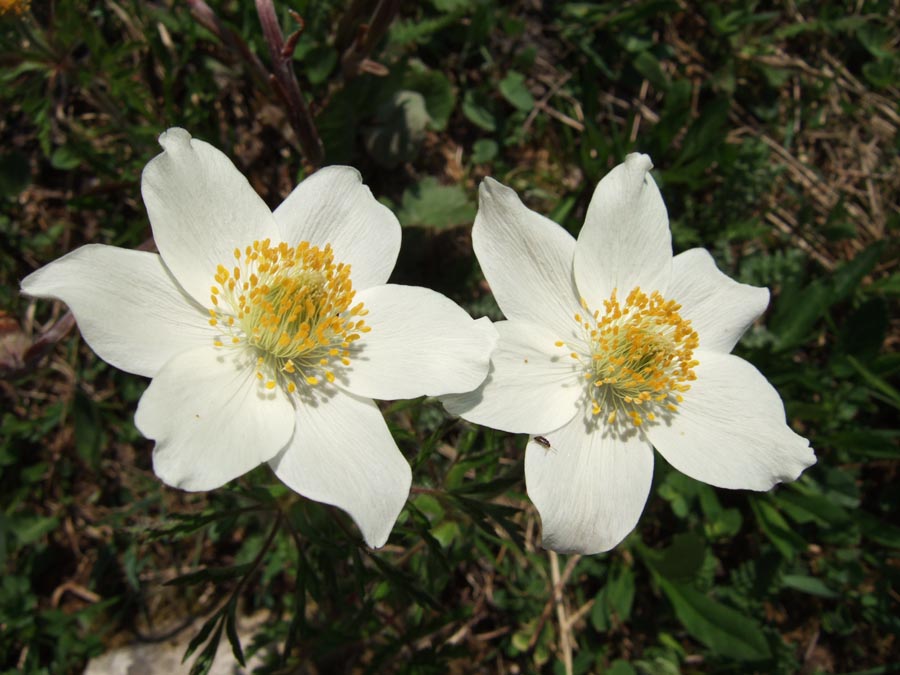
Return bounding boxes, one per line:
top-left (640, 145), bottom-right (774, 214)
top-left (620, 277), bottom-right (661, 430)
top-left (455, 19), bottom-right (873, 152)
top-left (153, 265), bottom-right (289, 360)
top-left (207, 239), bottom-right (369, 393)
top-left (557, 287), bottom-right (699, 427)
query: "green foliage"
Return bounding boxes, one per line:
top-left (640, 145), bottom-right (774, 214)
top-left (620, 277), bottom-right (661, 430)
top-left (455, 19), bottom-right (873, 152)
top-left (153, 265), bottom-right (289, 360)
top-left (1, 0), bottom-right (898, 673)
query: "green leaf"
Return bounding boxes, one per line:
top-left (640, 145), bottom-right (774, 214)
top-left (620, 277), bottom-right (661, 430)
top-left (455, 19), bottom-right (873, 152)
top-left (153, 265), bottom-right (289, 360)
top-left (832, 242), bottom-right (885, 300)
top-left (607, 661), bottom-right (637, 675)
top-left (397, 177), bottom-right (475, 229)
top-left (363, 91), bottom-right (430, 168)
top-left (224, 600), bottom-right (245, 666)
top-left (591, 562), bottom-right (635, 631)
top-left (403, 66), bottom-right (456, 130)
top-left (857, 510), bottom-right (900, 548)
top-left (12, 514), bottom-right (59, 547)
top-left (462, 89), bottom-right (497, 131)
top-left (471, 138), bottom-right (498, 163)
top-left (0, 151), bottom-right (30, 198)
top-left (632, 51), bottom-right (669, 90)
top-left (846, 355), bottom-right (900, 411)
top-left (781, 574), bottom-right (839, 598)
top-left (303, 45), bottom-right (337, 85)
top-left (499, 71), bottom-right (534, 112)
top-left (656, 576), bottom-right (772, 660)
top-left (826, 429), bottom-right (900, 459)
top-left (49, 146), bottom-right (81, 170)
top-left (751, 497), bottom-right (806, 559)
top-left (165, 563), bottom-right (253, 587)
top-left (651, 532), bottom-right (707, 582)
top-left (72, 391), bottom-right (103, 469)
top-left (769, 277), bottom-right (831, 350)
top-left (837, 298), bottom-right (888, 359)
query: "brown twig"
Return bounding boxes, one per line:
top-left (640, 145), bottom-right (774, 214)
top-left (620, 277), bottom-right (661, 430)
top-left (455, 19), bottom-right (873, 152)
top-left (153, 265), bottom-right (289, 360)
top-left (255, 0), bottom-right (324, 166)
top-left (339, 0), bottom-right (400, 80)
top-left (187, 0), bottom-right (269, 86)
top-left (527, 552), bottom-right (581, 651)
top-left (550, 551), bottom-right (575, 675)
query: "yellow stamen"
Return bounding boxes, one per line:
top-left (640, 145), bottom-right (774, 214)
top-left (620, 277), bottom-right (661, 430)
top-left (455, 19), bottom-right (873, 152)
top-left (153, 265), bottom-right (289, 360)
top-left (569, 289), bottom-right (698, 427)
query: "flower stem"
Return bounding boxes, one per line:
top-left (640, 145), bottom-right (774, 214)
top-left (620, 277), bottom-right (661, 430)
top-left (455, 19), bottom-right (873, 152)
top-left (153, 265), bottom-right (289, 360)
top-left (255, 0), bottom-right (324, 166)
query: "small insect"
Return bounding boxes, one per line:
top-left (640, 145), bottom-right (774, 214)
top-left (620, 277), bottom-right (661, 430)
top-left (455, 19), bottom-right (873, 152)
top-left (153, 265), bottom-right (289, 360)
top-left (534, 435), bottom-right (553, 451)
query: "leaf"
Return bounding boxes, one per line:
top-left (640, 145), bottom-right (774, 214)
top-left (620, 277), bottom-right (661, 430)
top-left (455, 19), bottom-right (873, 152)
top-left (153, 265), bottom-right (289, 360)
top-left (826, 429), bottom-right (900, 459)
top-left (857, 511), bottom-right (900, 548)
top-left (50, 146), bottom-right (82, 170)
top-left (184, 611), bottom-right (222, 661)
top-left (403, 66), bottom-right (456, 130)
top-left (591, 563), bottom-right (635, 631)
top-left (462, 89), bottom-right (497, 131)
top-left (772, 241), bottom-right (885, 350)
top-left (656, 576), bottom-right (772, 660)
top-left (832, 242), bottom-right (885, 300)
top-left (650, 532), bottom-right (707, 583)
top-left (632, 50), bottom-right (669, 90)
top-left (471, 138), bottom-right (498, 163)
top-left (165, 563), bottom-right (253, 587)
top-left (837, 297), bottom-right (888, 359)
top-left (397, 177), bottom-right (475, 229)
top-left (363, 91), bottom-right (430, 168)
top-left (72, 391), bottom-right (103, 469)
top-left (751, 498), bottom-right (806, 559)
top-left (846, 355), bottom-right (900, 411)
top-left (781, 574), bottom-right (839, 598)
top-left (499, 71), bottom-right (534, 111)
top-left (607, 661), bottom-right (638, 675)
top-left (188, 620), bottom-right (224, 675)
top-left (12, 514), bottom-right (59, 547)
top-left (224, 600), bottom-right (245, 666)
top-left (302, 45), bottom-right (337, 85)
top-left (0, 151), bottom-right (30, 198)
top-left (368, 552), bottom-right (442, 611)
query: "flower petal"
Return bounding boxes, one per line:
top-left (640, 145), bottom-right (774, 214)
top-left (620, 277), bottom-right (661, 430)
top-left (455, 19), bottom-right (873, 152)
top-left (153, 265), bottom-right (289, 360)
top-left (573, 153), bottom-right (671, 310)
top-left (135, 346), bottom-right (294, 490)
top-left (646, 351), bottom-right (815, 491)
top-left (441, 320), bottom-right (581, 434)
top-left (525, 416), bottom-right (654, 554)
top-left (472, 178), bottom-right (582, 339)
top-left (341, 284), bottom-right (497, 400)
top-left (270, 390), bottom-right (411, 548)
top-left (273, 166), bottom-right (401, 290)
top-left (141, 128), bottom-right (280, 305)
top-left (20, 244), bottom-right (212, 378)
top-left (668, 248), bottom-right (770, 353)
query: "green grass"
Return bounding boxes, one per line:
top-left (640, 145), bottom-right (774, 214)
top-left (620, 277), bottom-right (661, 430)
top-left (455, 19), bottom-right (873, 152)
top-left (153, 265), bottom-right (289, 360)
top-left (1, 1), bottom-right (898, 673)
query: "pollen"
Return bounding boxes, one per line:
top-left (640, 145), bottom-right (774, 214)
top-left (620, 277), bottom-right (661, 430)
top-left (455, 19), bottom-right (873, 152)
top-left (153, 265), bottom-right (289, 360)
top-left (566, 287), bottom-right (699, 427)
top-left (207, 239), bottom-right (368, 394)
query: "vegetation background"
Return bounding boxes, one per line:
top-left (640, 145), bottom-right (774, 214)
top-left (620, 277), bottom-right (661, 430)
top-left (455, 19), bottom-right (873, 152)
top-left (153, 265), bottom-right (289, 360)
top-left (1, 0), bottom-right (898, 673)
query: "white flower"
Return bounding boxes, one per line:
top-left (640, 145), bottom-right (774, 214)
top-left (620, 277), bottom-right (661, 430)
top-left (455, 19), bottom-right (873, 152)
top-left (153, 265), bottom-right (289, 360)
top-left (443, 153), bottom-right (815, 555)
top-left (21, 128), bottom-right (496, 548)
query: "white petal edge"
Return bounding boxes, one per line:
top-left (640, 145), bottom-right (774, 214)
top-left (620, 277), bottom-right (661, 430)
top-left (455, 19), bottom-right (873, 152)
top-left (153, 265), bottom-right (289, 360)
top-left (441, 320), bottom-right (582, 435)
top-left (273, 166), bottom-right (401, 291)
top-left (141, 127), bottom-right (280, 305)
top-left (135, 346), bottom-right (294, 491)
top-left (669, 248), bottom-right (770, 353)
top-left (341, 285), bottom-right (497, 400)
top-left (472, 178), bottom-right (583, 341)
top-left (20, 244), bottom-right (213, 378)
top-left (525, 416), bottom-right (654, 554)
top-left (646, 351), bottom-right (815, 491)
top-left (573, 153), bottom-right (672, 311)
top-left (270, 390), bottom-right (412, 548)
